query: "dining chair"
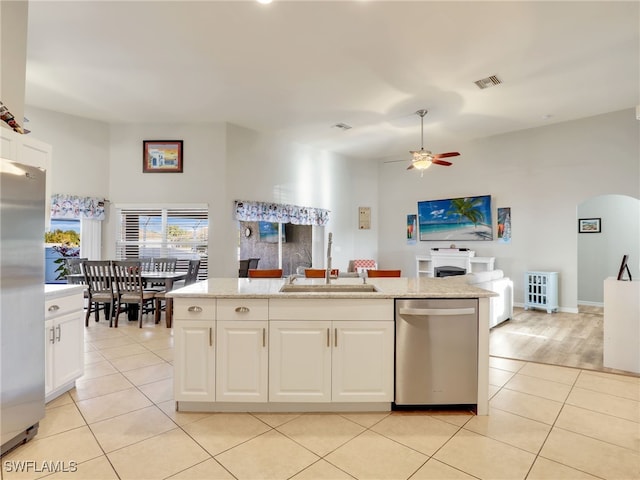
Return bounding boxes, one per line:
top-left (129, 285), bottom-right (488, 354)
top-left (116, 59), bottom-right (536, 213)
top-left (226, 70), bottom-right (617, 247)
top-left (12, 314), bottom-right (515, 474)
top-left (238, 259), bottom-right (250, 278)
top-left (247, 258), bottom-right (260, 270)
top-left (304, 268), bottom-right (339, 278)
top-left (147, 257), bottom-right (178, 291)
top-left (64, 257), bottom-right (88, 284)
top-left (248, 269), bottom-right (283, 278)
top-left (154, 259), bottom-right (201, 328)
top-left (82, 260), bottom-right (117, 327)
top-left (367, 269), bottom-right (402, 277)
top-left (112, 260), bottom-right (156, 328)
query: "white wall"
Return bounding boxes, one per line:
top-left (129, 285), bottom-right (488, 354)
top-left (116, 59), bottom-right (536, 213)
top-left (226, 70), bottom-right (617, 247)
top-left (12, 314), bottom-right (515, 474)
top-left (1, 1), bottom-right (28, 128)
top-left (225, 124), bottom-right (378, 273)
top-left (24, 106), bottom-right (638, 304)
top-left (377, 109), bottom-right (640, 312)
top-left (578, 195), bottom-right (640, 304)
top-left (24, 106), bottom-right (110, 199)
top-left (105, 122), bottom-right (228, 273)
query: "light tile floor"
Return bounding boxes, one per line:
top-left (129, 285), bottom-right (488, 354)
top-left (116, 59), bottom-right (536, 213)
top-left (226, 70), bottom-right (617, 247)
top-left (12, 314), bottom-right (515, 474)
top-left (3, 317), bottom-right (639, 480)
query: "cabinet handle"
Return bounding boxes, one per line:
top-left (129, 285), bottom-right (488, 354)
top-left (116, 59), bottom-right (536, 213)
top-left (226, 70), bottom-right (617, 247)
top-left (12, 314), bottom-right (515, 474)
top-left (188, 306), bottom-right (203, 313)
top-left (209, 327), bottom-right (213, 347)
top-left (56, 325), bottom-right (61, 342)
top-left (334, 328), bottom-right (337, 347)
top-left (262, 328), bottom-right (266, 347)
top-left (326, 328), bottom-right (330, 347)
top-left (49, 327), bottom-right (55, 344)
top-left (235, 306), bottom-right (250, 313)
top-left (48, 304), bottom-right (60, 312)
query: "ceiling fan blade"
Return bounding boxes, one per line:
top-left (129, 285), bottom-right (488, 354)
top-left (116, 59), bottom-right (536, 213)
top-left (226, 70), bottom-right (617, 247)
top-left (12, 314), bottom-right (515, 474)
top-left (383, 159), bottom-right (409, 164)
top-left (432, 159), bottom-right (452, 166)
top-left (406, 164), bottom-right (415, 170)
top-left (432, 152), bottom-right (460, 159)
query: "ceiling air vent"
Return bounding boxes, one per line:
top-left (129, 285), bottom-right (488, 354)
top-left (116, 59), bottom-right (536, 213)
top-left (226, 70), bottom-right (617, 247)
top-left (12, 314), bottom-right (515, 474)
top-left (474, 75), bottom-right (502, 89)
top-left (332, 122), bottom-right (352, 130)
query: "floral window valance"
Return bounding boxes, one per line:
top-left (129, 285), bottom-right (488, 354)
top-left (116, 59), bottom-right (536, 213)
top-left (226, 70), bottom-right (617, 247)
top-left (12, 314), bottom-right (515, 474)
top-left (50, 194), bottom-right (106, 221)
top-left (234, 200), bottom-right (329, 226)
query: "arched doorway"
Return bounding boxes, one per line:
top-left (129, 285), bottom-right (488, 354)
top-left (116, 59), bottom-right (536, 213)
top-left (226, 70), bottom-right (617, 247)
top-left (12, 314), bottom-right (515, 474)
top-left (577, 194), bottom-right (640, 307)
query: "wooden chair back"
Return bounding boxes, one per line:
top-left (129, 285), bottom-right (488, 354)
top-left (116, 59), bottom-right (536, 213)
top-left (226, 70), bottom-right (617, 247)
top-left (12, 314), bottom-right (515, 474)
top-left (367, 269), bottom-right (401, 278)
top-left (65, 257), bottom-right (88, 284)
top-left (248, 258), bottom-right (260, 270)
top-left (239, 259), bottom-right (250, 278)
top-left (304, 268), bottom-right (339, 278)
top-left (184, 259), bottom-right (201, 286)
top-left (152, 257), bottom-right (178, 272)
top-left (83, 260), bottom-right (113, 295)
top-left (248, 269), bottom-right (283, 278)
top-left (82, 260), bottom-right (116, 326)
top-left (112, 260), bottom-right (155, 328)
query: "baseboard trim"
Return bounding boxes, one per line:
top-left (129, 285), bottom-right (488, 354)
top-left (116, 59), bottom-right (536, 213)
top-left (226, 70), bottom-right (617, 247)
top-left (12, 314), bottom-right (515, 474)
top-left (513, 302), bottom-right (578, 314)
top-left (578, 301), bottom-right (604, 308)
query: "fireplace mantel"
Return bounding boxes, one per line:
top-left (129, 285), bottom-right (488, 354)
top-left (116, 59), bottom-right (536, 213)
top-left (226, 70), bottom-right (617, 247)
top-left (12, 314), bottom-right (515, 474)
top-left (416, 250), bottom-right (495, 277)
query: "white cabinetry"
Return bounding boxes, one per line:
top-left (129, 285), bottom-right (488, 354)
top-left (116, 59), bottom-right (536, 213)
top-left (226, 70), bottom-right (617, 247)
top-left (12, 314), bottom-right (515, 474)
top-left (174, 297), bottom-right (395, 411)
top-left (173, 299), bottom-right (216, 402)
top-left (1, 129), bottom-right (52, 221)
top-left (0, 128), bottom-right (51, 170)
top-left (524, 271), bottom-right (558, 313)
top-left (269, 321), bottom-right (332, 402)
top-left (332, 321), bottom-right (394, 402)
top-left (216, 299), bottom-right (268, 402)
top-left (268, 299), bottom-right (394, 403)
top-left (44, 289), bottom-right (84, 402)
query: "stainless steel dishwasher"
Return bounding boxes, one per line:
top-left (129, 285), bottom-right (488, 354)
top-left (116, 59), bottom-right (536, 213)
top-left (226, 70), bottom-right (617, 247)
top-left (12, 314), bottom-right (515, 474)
top-left (394, 298), bottom-right (478, 407)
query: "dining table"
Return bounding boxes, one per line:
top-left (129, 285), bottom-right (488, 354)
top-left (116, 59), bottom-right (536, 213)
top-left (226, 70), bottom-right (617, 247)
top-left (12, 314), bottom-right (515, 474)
top-left (66, 270), bottom-right (188, 321)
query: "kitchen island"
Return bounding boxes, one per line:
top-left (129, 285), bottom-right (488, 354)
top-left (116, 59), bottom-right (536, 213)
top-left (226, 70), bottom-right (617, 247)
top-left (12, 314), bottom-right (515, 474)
top-left (169, 277), bottom-right (494, 415)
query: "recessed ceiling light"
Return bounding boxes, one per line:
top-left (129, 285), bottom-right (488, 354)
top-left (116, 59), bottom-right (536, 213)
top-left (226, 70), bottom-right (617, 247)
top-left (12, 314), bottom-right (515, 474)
top-left (257, 0), bottom-right (272, 4)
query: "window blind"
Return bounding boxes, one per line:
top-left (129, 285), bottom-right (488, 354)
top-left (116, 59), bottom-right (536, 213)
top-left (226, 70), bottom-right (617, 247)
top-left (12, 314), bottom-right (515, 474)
top-left (115, 206), bottom-right (208, 279)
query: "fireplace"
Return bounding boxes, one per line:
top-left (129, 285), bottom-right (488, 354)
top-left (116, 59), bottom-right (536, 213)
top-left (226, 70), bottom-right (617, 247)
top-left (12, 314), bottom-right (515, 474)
top-left (435, 266), bottom-right (466, 278)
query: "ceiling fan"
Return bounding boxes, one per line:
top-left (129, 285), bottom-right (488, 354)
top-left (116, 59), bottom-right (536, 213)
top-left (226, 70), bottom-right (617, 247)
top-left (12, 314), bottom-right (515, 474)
top-left (405, 109), bottom-right (459, 174)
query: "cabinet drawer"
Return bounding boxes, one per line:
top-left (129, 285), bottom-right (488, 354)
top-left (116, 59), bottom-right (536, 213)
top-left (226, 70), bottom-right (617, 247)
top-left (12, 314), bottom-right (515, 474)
top-left (174, 298), bottom-right (216, 320)
top-left (217, 299), bottom-right (268, 320)
top-left (45, 294), bottom-right (82, 320)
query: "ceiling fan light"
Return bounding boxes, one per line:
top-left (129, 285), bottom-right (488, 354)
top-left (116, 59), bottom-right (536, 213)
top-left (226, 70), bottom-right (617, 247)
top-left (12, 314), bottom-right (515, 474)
top-left (411, 149), bottom-right (433, 170)
top-left (412, 160), bottom-right (432, 170)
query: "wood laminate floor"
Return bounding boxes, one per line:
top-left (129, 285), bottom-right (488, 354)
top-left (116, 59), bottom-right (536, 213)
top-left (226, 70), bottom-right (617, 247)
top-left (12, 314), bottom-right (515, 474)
top-left (490, 306), bottom-right (639, 376)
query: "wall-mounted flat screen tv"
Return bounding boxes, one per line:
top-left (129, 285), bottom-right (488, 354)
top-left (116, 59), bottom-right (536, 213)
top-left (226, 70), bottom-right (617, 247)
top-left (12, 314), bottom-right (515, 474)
top-left (258, 221), bottom-right (286, 243)
top-left (417, 195), bottom-right (493, 241)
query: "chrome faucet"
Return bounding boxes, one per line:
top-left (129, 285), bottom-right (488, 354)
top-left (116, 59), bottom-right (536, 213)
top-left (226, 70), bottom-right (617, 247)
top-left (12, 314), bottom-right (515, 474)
top-left (325, 232), bottom-right (333, 284)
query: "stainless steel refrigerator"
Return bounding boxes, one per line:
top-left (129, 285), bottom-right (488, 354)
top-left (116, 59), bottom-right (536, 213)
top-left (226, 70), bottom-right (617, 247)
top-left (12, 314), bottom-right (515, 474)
top-left (0, 158), bottom-right (46, 456)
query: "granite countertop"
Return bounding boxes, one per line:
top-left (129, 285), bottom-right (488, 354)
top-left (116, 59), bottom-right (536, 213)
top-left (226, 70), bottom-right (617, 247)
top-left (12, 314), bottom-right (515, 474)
top-left (44, 284), bottom-right (85, 299)
top-left (168, 277), bottom-right (497, 299)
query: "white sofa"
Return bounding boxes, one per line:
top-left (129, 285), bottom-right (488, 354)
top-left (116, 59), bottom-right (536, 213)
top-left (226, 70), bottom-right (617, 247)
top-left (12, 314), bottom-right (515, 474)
top-left (444, 269), bottom-right (513, 328)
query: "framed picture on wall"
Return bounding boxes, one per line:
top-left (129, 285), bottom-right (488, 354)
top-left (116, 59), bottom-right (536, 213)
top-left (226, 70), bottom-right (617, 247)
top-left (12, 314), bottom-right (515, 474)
top-left (143, 140), bottom-right (183, 173)
top-left (578, 217), bottom-right (601, 233)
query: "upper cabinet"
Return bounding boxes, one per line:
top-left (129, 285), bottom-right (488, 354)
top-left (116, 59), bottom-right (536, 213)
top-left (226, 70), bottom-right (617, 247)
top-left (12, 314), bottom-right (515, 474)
top-left (0, 127), bottom-right (51, 170)
top-left (1, 127), bottom-right (52, 221)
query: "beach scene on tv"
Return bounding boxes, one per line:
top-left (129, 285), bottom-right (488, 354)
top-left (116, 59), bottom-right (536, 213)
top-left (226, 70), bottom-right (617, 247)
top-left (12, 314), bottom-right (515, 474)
top-left (418, 195), bottom-right (493, 241)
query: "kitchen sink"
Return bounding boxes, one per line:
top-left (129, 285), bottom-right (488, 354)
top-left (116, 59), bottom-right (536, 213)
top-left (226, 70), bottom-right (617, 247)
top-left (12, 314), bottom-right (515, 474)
top-left (279, 283), bottom-right (379, 293)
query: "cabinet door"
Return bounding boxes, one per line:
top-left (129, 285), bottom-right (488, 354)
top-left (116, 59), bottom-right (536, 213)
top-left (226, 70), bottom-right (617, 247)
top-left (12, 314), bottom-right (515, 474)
top-left (174, 320), bottom-right (215, 402)
top-left (44, 319), bottom-right (55, 397)
top-left (216, 321), bottom-right (268, 402)
top-left (52, 312), bottom-right (84, 389)
top-left (332, 321), bottom-right (394, 402)
top-left (269, 321), bottom-right (331, 402)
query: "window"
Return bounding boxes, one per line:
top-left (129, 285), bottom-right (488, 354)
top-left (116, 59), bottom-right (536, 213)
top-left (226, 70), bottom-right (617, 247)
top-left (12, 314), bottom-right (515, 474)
top-left (116, 205), bottom-right (208, 279)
